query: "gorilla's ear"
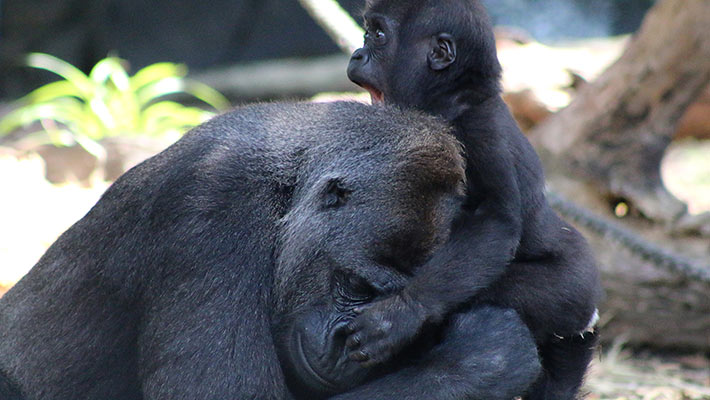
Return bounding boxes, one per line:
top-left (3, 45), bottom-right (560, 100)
top-left (428, 33), bottom-right (457, 71)
top-left (323, 178), bottom-right (352, 208)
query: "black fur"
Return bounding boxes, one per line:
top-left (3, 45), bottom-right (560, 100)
top-left (0, 369), bottom-right (23, 400)
top-left (0, 101), bottom-right (488, 399)
top-left (275, 254), bottom-right (541, 399)
top-left (346, 0), bottom-right (602, 398)
top-left (329, 306), bottom-right (541, 400)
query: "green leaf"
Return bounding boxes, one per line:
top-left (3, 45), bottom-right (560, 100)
top-left (89, 57), bottom-right (130, 91)
top-left (135, 77), bottom-right (186, 106)
top-left (130, 62), bottom-right (187, 90)
top-left (22, 81), bottom-right (83, 104)
top-left (140, 101), bottom-right (214, 136)
top-left (72, 133), bottom-right (106, 159)
top-left (87, 95), bottom-right (117, 132)
top-left (26, 53), bottom-right (95, 99)
top-left (1, 54), bottom-right (228, 146)
top-left (19, 130), bottom-right (74, 147)
top-left (182, 80), bottom-right (231, 111)
top-left (136, 77), bottom-right (229, 112)
top-left (0, 100), bottom-right (85, 135)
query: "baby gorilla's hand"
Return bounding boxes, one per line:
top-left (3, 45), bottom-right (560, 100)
top-left (344, 293), bottom-right (427, 367)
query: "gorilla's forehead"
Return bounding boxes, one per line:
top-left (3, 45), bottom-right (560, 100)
top-left (365, 0), bottom-right (416, 15)
top-left (365, 0), bottom-right (462, 17)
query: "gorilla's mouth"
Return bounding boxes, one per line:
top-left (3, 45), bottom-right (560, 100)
top-left (362, 84), bottom-right (384, 105)
top-left (295, 332), bottom-right (339, 392)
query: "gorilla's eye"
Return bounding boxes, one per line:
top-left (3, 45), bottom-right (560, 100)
top-left (333, 270), bottom-right (375, 303)
top-left (364, 27), bottom-right (386, 45)
top-left (323, 178), bottom-right (352, 208)
top-left (346, 274), bottom-right (375, 299)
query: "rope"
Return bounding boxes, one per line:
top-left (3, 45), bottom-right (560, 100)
top-left (547, 189), bottom-right (710, 283)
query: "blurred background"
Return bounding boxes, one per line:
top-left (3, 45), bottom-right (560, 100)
top-left (1, 1), bottom-right (709, 399)
top-left (0, 0), bottom-right (656, 100)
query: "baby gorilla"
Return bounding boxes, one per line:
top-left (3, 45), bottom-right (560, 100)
top-left (347, 0), bottom-right (602, 399)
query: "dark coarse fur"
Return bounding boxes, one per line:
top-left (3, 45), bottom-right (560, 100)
top-left (0, 101), bottom-right (502, 399)
top-left (346, 0), bottom-right (603, 398)
top-left (275, 246), bottom-right (541, 400)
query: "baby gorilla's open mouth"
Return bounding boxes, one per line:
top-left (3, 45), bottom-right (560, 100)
top-left (362, 84), bottom-right (384, 104)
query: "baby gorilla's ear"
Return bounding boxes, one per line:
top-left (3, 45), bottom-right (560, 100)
top-left (428, 33), bottom-right (457, 71)
top-left (323, 178), bottom-right (352, 208)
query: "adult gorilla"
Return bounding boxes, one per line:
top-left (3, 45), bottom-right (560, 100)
top-left (0, 101), bottom-right (540, 400)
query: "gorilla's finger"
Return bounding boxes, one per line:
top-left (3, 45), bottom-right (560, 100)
top-left (345, 334), bottom-right (361, 349)
top-left (348, 350), bottom-right (369, 362)
top-left (345, 320), bottom-right (362, 334)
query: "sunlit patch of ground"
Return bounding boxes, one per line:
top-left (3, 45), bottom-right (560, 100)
top-left (662, 140), bottom-right (710, 215)
top-left (0, 151), bottom-right (108, 288)
top-left (585, 342), bottom-right (710, 400)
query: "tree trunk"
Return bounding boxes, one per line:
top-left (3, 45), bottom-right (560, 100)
top-left (528, 0), bottom-right (710, 350)
top-left (530, 0), bottom-right (710, 224)
top-left (599, 245), bottom-right (710, 351)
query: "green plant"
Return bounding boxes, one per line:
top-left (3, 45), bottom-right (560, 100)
top-left (0, 53), bottom-right (230, 157)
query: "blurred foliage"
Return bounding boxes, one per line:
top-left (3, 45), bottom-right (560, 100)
top-left (0, 53), bottom-right (230, 157)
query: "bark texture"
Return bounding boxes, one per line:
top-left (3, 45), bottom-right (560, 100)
top-left (531, 0), bottom-right (710, 223)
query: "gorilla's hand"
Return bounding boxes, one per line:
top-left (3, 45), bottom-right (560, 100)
top-left (344, 293), bottom-right (427, 367)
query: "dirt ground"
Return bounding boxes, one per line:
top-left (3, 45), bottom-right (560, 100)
top-left (1, 141), bottom-right (709, 399)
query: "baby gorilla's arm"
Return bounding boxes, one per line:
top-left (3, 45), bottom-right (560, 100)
top-left (335, 307), bottom-right (541, 400)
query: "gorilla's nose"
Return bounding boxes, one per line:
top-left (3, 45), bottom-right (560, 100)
top-left (350, 48), bottom-right (362, 59)
top-left (349, 48), bottom-right (368, 63)
top-left (347, 49), bottom-right (369, 83)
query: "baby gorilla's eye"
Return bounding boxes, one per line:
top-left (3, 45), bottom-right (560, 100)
top-left (374, 29), bottom-right (386, 44)
top-left (364, 27), bottom-right (386, 45)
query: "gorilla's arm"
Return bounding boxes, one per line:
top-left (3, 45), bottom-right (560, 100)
top-left (402, 104), bottom-right (525, 309)
top-left (137, 217), bottom-right (289, 399)
top-left (333, 307), bottom-right (540, 400)
top-left (406, 131), bottom-right (523, 311)
top-left (133, 147), bottom-right (294, 399)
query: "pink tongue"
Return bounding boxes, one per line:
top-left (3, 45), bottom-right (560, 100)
top-left (369, 89), bottom-right (384, 104)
